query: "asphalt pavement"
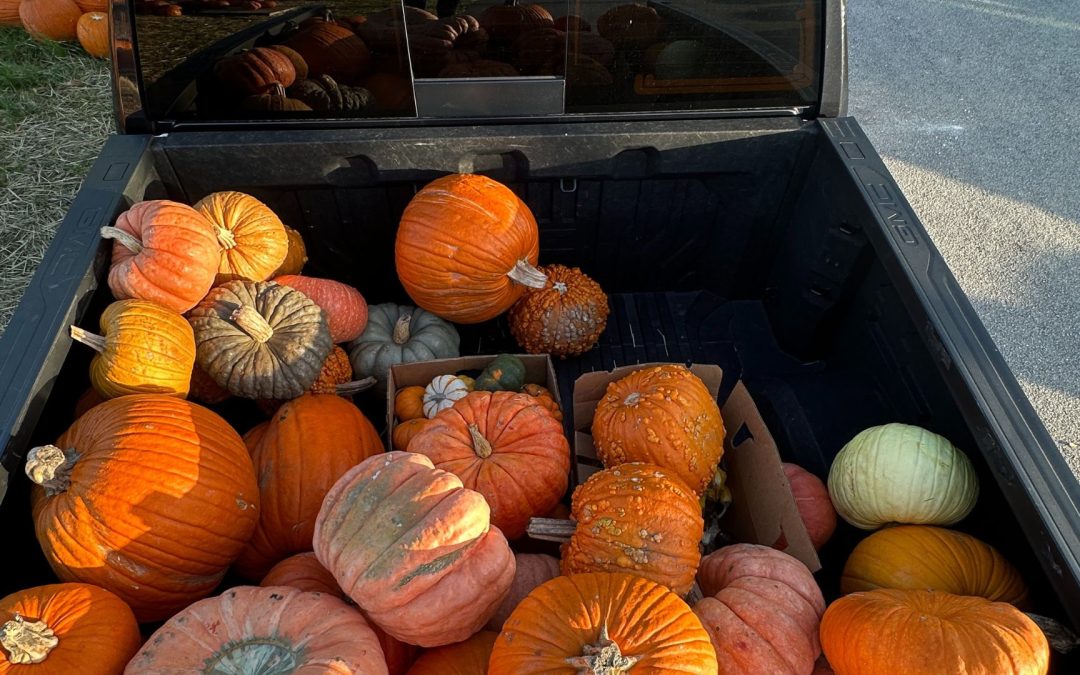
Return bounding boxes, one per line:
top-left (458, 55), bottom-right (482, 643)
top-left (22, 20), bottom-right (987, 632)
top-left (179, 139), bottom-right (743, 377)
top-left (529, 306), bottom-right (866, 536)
top-left (847, 0), bottom-right (1080, 479)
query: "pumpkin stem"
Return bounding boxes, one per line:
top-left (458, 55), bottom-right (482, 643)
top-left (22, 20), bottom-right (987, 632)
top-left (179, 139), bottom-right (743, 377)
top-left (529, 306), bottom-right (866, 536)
top-left (526, 517), bottom-right (575, 542)
top-left (467, 424), bottom-right (494, 459)
top-left (69, 325), bottom-right (106, 353)
top-left (99, 226), bottom-right (143, 254)
top-left (392, 314), bottom-right (412, 345)
top-left (215, 225), bottom-right (238, 250)
top-left (565, 624), bottom-right (640, 675)
top-left (553, 281), bottom-right (569, 295)
top-left (507, 259), bottom-right (548, 289)
top-left (623, 392), bottom-right (641, 406)
top-left (230, 305), bottom-right (274, 343)
top-left (25, 445), bottom-right (81, 496)
top-left (1, 615), bottom-right (58, 665)
top-left (335, 377), bottom-right (377, 395)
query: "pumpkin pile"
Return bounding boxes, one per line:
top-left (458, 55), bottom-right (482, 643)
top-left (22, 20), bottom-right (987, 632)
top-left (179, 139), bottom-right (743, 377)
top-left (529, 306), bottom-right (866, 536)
top-left (7, 172), bottom-right (1061, 674)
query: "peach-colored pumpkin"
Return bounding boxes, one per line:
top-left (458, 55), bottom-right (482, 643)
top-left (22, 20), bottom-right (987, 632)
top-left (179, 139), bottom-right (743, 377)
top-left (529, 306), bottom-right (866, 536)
top-left (485, 553), bottom-right (561, 631)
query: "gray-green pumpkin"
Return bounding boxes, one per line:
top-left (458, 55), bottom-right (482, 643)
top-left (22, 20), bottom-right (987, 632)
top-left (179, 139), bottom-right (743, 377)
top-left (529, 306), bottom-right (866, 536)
top-left (188, 280), bottom-right (332, 399)
top-left (348, 303), bottom-right (460, 390)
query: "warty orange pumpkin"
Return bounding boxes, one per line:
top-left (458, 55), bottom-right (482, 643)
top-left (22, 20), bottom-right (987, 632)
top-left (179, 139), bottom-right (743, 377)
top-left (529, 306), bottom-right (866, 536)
top-left (395, 174), bottom-right (547, 324)
top-left (102, 200), bottom-right (220, 313)
top-left (314, 451), bottom-right (516, 647)
top-left (509, 264), bottom-right (609, 358)
top-left (489, 572), bottom-right (718, 674)
top-left (592, 364), bottom-right (725, 494)
top-left (406, 631), bottom-right (498, 675)
top-left (235, 394), bottom-right (385, 580)
top-left (274, 274), bottom-right (369, 343)
top-left (27, 395), bottom-right (259, 622)
top-left (194, 191), bottom-right (289, 284)
top-left (408, 391), bottom-right (569, 539)
top-left (0, 583), bottom-right (140, 673)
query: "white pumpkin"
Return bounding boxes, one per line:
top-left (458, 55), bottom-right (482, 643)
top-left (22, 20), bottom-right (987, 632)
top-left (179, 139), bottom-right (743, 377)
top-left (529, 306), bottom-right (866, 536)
top-left (827, 423), bottom-right (979, 530)
top-left (423, 374), bottom-right (469, 418)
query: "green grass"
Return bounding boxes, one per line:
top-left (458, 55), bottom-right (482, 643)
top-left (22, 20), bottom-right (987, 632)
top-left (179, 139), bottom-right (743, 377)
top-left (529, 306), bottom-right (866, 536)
top-left (0, 27), bottom-right (113, 334)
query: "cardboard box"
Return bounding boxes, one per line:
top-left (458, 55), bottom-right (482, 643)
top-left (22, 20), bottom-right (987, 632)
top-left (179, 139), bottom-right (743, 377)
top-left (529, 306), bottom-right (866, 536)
top-left (386, 354), bottom-right (561, 446)
top-left (571, 363), bottom-right (821, 572)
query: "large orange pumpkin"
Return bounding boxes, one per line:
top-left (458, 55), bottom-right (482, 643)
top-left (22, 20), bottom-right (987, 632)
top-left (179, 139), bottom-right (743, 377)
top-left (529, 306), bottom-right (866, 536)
top-left (0, 583), bottom-right (140, 673)
top-left (592, 364), bottom-right (725, 494)
top-left (489, 572), bottom-right (718, 674)
top-left (284, 20), bottom-right (371, 82)
top-left (407, 391), bottom-right (570, 539)
top-left (274, 274), bottom-right (369, 343)
top-left (194, 191), bottom-right (289, 284)
top-left (395, 174), bottom-right (547, 324)
top-left (406, 631), bottom-right (498, 675)
top-left (235, 394), bottom-right (385, 580)
top-left (260, 552), bottom-right (345, 598)
top-left (27, 395), bottom-right (259, 622)
top-left (694, 544), bottom-right (826, 675)
top-left (102, 200), bottom-right (220, 313)
top-left (126, 586), bottom-right (389, 674)
top-left (76, 12), bottom-right (109, 59)
top-left (19, 0), bottom-right (81, 41)
top-left (841, 525), bottom-right (1029, 605)
top-left (561, 463), bottom-right (704, 595)
top-left (820, 589), bottom-right (1049, 675)
top-left (314, 451), bottom-right (515, 647)
top-left (485, 552), bottom-right (561, 631)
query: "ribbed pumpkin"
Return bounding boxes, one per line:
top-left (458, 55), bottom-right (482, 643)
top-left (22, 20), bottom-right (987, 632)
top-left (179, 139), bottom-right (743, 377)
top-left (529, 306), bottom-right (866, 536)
top-left (694, 544), bottom-right (826, 675)
top-left (19, 0), bottom-right (81, 41)
top-left (561, 463), bottom-right (704, 595)
top-left (349, 303), bottom-right (460, 389)
top-left (392, 418), bottom-right (430, 451)
top-left (408, 391), bottom-right (570, 540)
top-left (260, 552), bottom-right (345, 598)
top-left (489, 572), bottom-right (718, 674)
top-left (520, 383), bottom-right (562, 421)
top-left (0, 0), bottom-right (20, 26)
top-left (841, 525), bottom-right (1029, 605)
top-left (188, 280), bottom-right (333, 400)
top-left (485, 553), bottom-right (561, 631)
top-left (236, 394), bottom-right (385, 580)
top-left (27, 395), bottom-right (259, 622)
top-left (314, 451), bottom-right (516, 647)
top-left (479, 0), bottom-right (554, 46)
top-left (284, 21), bottom-right (371, 82)
top-left (406, 631), bottom-right (498, 675)
top-left (0, 583), bottom-right (140, 673)
top-left (508, 264), bottom-right (609, 357)
top-left (269, 45), bottom-right (309, 81)
top-left (213, 47), bottom-right (297, 95)
top-left (422, 374), bottom-right (470, 418)
top-left (274, 275), bottom-right (368, 343)
top-left (73, 0), bottom-right (104, 10)
top-left (395, 174), bottom-right (547, 324)
top-left (820, 589), bottom-right (1049, 675)
top-left (126, 586), bottom-right (389, 674)
top-left (592, 364), bottom-right (725, 494)
top-left (102, 200), bottom-right (220, 313)
top-left (70, 299), bottom-right (195, 399)
top-left (271, 225), bottom-right (308, 276)
top-left (194, 191), bottom-right (289, 284)
top-left (783, 462), bottom-right (837, 550)
top-left (76, 12), bottom-right (109, 59)
top-left (395, 386), bottom-right (427, 421)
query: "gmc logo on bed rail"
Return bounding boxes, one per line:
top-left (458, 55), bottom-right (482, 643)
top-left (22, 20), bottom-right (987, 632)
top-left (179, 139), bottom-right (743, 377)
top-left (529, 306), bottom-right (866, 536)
top-left (854, 166), bottom-right (919, 246)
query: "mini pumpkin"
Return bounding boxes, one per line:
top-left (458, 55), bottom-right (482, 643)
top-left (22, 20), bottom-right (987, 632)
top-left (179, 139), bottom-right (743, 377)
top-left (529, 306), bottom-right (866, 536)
top-left (349, 303), bottom-right (460, 389)
top-left (423, 374), bottom-right (470, 418)
top-left (274, 274), bottom-right (369, 343)
top-left (520, 383), bottom-right (562, 421)
top-left (0, 583), bottom-right (141, 672)
top-left (235, 394), bottom-right (385, 580)
top-left (819, 589), bottom-right (1049, 675)
top-left (314, 451), bottom-right (516, 647)
top-left (188, 280), bottom-right (333, 400)
top-left (395, 386), bottom-right (427, 421)
top-left (485, 553), bottom-right (561, 631)
top-left (474, 354), bottom-right (527, 392)
top-left (592, 364), bottom-right (725, 494)
top-left (395, 174), bottom-right (547, 324)
top-left (260, 552), bottom-right (345, 599)
top-left (408, 391), bottom-right (570, 539)
top-left (70, 299), bottom-right (195, 399)
top-left (489, 572), bottom-right (718, 674)
top-left (561, 463), bottom-right (704, 595)
top-left (272, 225), bottom-right (308, 276)
top-left (102, 200), bottom-right (220, 313)
top-left (28, 395), bottom-right (259, 622)
top-left (288, 75), bottom-right (374, 113)
top-left (194, 191), bottom-right (289, 284)
top-left (392, 418), bottom-right (431, 451)
top-left (76, 11), bottom-right (109, 59)
top-left (406, 631), bottom-right (498, 675)
top-left (214, 47), bottom-right (297, 95)
top-left (126, 586), bottom-right (389, 674)
top-left (508, 264), bottom-right (609, 357)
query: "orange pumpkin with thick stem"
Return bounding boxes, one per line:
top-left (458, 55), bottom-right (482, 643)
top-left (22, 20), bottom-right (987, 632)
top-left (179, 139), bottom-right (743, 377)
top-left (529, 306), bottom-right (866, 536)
top-left (260, 552), bottom-right (345, 598)
top-left (0, 583), bottom-right (140, 673)
top-left (560, 463), bottom-right (704, 595)
top-left (194, 191), bottom-right (288, 284)
top-left (406, 631), bottom-right (498, 675)
top-left (19, 0), bottom-right (81, 41)
top-left (592, 364), bottom-right (725, 494)
top-left (840, 525), bottom-right (1029, 605)
top-left (76, 12), bottom-right (109, 59)
top-left (235, 394), bottom-right (385, 580)
top-left (102, 200), bottom-right (220, 313)
top-left (509, 264), bottom-right (609, 358)
top-left (395, 386), bottom-right (427, 421)
top-left (485, 553), bottom-right (561, 631)
top-left (693, 544), bottom-right (826, 675)
top-left (274, 274), bottom-right (368, 343)
top-left (28, 395), bottom-right (259, 623)
top-left (126, 586), bottom-right (389, 674)
top-left (489, 572), bottom-right (718, 674)
top-left (314, 451), bottom-right (515, 647)
top-left (407, 391), bottom-right (570, 540)
top-left (395, 174), bottom-right (547, 324)
top-left (820, 589), bottom-right (1049, 675)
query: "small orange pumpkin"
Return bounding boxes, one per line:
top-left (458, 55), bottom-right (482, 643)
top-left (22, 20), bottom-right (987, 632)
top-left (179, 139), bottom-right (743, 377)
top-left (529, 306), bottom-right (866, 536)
top-left (194, 191), bottom-right (289, 284)
top-left (406, 631), bottom-right (499, 675)
top-left (391, 418), bottom-right (430, 451)
top-left (19, 0), bottom-right (81, 41)
top-left (395, 386), bottom-right (427, 421)
top-left (76, 12), bottom-right (109, 59)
